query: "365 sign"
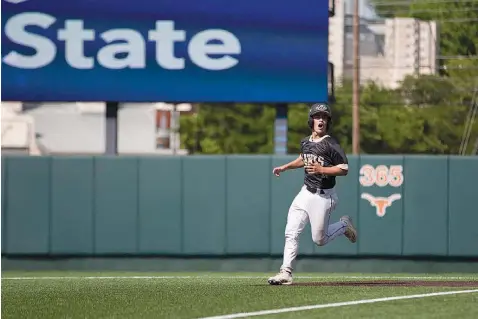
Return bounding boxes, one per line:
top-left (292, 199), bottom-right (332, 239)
top-left (1, 0), bottom-right (329, 103)
top-left (359, 165), bottom-right (404, 187)
top-left (359, 164), bottom-right (404, 217)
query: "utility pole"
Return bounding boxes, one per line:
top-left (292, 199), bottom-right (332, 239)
top-left (352, 0), bottom-right (360, 154)
top-left (171, 104), bottom-right (179, 155)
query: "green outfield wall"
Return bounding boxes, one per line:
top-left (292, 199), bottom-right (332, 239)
top-left (2, 155), bottom-right (477, 258)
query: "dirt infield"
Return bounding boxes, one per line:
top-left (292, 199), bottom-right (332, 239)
top-left (293, 280), bottom-right (478, 287)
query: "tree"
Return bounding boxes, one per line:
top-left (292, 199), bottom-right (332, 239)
top-left (392, 74), bottom-right (478, 154)
top-left (286, 103), bottom-right (310, 154)
top-left (398, 74), bottom-right (461, 107)
top-left (325, 75), bottom-right (477, 155)
top-left (179, 103), bottom-right (275, 154)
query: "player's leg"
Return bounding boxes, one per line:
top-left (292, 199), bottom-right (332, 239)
top-left (307, 190), bottom-right (355, 246)
top-left (340, 215), bottom-right (358, 243)
top-left (281, 205), bottom-right (309, 272)
top-left (268, 190), bottom-right (309, 285)
top-left (330, 191), bottom-right (358, 243)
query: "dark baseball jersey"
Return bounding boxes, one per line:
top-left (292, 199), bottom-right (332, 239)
top-left (300, 135), bottom-right (348, 189)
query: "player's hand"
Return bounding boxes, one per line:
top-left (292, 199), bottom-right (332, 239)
top-left (305, 162), bottom-right (323, 175)
top-left (272, 166), bottom-right (286, 177)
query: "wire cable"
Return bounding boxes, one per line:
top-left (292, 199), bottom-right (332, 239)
top-left (375, 7), bottom-right (478, 15)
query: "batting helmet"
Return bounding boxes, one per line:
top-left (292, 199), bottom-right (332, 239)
top-left (308, 103), bottom-right (332, 130)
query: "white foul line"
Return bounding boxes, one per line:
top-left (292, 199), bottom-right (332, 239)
top-left (197, 289), bottom-right (478, 319)
top-left (2, 275), bottom-right (478, 281)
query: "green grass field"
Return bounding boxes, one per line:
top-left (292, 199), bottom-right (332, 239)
top-left (2, 272), bottom-right (478, 318)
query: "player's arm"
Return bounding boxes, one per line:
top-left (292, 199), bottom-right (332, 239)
top-left (325, 143), bottom-right (349, 176)
top-left (283, 155), bottom-right (305, 170)
top-left (273, 155), bottom-right (304, 176)
top-left (314, 164), bottom-right (348, 176)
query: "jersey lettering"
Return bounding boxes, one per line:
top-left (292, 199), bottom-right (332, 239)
top-left (302, 154), bottom-right (325, 166)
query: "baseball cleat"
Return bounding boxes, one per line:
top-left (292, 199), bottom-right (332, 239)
top-left (268, 269), bottom-right (293, 285)
top-left (340, 215), bottom-right (358, 243)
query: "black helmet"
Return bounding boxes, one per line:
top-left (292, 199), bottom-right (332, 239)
top-left (308, 103), bottom-right (332, 129)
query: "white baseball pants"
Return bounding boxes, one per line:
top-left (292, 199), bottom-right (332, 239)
top-left (280, 185), bottom-right (346, 272)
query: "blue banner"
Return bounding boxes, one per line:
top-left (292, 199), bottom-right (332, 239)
top-left (2, 0), bottom-right (329, 103)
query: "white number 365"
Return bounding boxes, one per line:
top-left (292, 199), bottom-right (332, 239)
top-left (359, 165), bottom-right (404, 187)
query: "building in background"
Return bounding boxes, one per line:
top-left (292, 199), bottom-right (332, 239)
top-left (154, 102), bottom-right (193, 155)
top-left (329, 0), bottom-right (439, 88)
top-left (1, 102), bottom-right (42, 155)
top-left (1, 102), bottom-right (190, 155)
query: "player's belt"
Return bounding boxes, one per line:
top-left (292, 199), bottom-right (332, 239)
top-left (306, 186), bottom-right (326, 195)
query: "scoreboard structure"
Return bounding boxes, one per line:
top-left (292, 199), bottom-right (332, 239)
top-left (2, 0), bottom-right (332, 154)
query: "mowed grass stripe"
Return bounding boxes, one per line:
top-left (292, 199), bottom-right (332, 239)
top-left (247, 293), bottom-right (478, 319)
top-left (197, 289), bottom-right (478, 319)
top-left (2, 274), bottom-right (477, 319)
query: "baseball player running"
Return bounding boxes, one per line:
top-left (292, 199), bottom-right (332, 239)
top-left (268, 103), bottom-right (357, 285)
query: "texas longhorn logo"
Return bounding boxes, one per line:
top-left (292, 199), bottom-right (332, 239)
top-left (361, 193), bottom-right (401, 217)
